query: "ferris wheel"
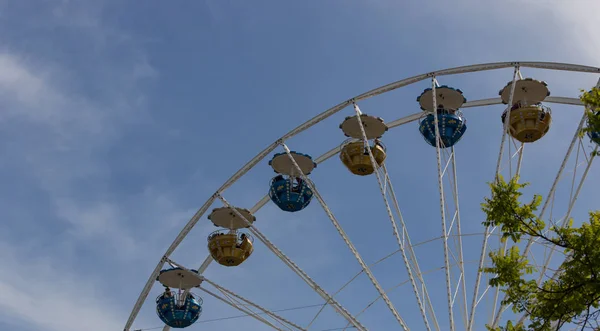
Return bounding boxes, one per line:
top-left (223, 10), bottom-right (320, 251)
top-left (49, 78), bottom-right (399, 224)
top-left (124, 61), bottom-right (600, 331)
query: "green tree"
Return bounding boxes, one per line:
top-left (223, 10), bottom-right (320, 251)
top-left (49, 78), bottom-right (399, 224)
top-left (482, 176), bottom-right (600, 330)
top-left (580, 87), bottom-right (600, 156)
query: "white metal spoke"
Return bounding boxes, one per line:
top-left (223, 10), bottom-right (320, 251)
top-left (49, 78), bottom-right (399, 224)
top-left (312, 239), bottom-right (439, 331)
top-left (383, 163), bottom-right (442, 330)
top-left (216, 194), bottom-right (367, 331)
top-left (518, 82), bottom-right (598, 257)
top-left (281, 142), bottom-right (409, 330)
top-left (468, 65), bottom-right (520, 331)
top-left (514, 146), bottom-right (597, 326)
top-left (447, 147), bottom-right (469, 328)
top-left (124, 62), bottom-right (599, 331)
top-left (378, 163), bottom-right (448, 331)
top-left (489, 142), bottom-right (525, 325)
top-left (163, 257), bottom-right (286, 330)
top-left (220, 287), bottom-right (292, 331)
top-left (167, 258), bottom-right (305, 330)
top-left (341, 264), bottom-right (467, 331)
top-left (202, 277), bottom-right (306, 331)
top-left (536, 145), bottom-right (596, 282)
top-left (344, 258), bottom-right (500, 331)
top-left (198, 286), bottom-right (285, 330)
top-left (431, 77), bottom-right (456, 331)
top-left (124, 195), bottom-right (216, 331)
top-left (490, 106), bottom-right (594, 328)
top-left (353, 103), bottom-right (433, 331)
top-left (214, 94), bottom-right (587, 220)
top-left (495, 66), bottom-right (520, 179)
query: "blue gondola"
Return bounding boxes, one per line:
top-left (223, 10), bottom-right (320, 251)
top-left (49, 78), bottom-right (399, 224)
top-left (156, 290), bottom-right (203, 328)
top-left (589, 131), bottom-right (600, 145)
top-left (419, 109), bottom-right (467, 148)
top-left (416, 85), bottom-right (468, 148)
top-left (588, 111), bottom-right (600, 145)
top-left (269, 175), bottom-right (313, 212)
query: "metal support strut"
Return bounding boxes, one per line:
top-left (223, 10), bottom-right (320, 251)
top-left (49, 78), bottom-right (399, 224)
top-left (353, 102), bottom-right (433, 331)
top-left (281, 142), bottom-right (410, 330)
top-left (467, 66), bottom-right (519, 331)
top-left (431, 77), bottom-right (456, 331)
top-left (216, 194), bottom-right (367, 331)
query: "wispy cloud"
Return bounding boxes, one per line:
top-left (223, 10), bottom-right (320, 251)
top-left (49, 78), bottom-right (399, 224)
top-left (0, 240), bottom-right (127, 331)
top-left (1, 1), bottom-right (598, 331)
top-left (0, 1), bottom-right (168, 329)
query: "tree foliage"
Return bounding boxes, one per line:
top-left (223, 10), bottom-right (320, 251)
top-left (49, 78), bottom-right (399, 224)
top-left (482, 176), bottom-right (600, 330)
top-left (581, 87), bottom-right (600, 110)
top-left (580, 87), bottom-right (600, 156)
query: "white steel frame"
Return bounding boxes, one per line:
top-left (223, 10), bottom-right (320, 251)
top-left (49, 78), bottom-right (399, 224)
top-left (124, 62), bottom-right (600, 331)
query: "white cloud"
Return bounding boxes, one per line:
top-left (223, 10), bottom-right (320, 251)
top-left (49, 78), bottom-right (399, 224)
top-left (0, 241), bottom-right (135, 331)
top-left (1, 1), bottom-right (598, 331)
top-left (54, 198), bottom-right (140, 257)
top-left (0, 3), bottom-right (169, 330)
top-left (530, 0), bottom-right (600, 64)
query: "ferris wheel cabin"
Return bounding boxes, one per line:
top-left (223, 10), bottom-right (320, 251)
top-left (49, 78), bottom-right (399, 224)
top-left (499, 78), bottom-right (552, 143)
top-left (339, 114), bottom-right (389, 176)
top-left (155, 267), bottom-right (203, 328)
top-left (417, 86), bottom-right (468, 148)
top-left (123, 62), bottom-right (600, 331)
top-left (207, 207), bottom-right (256, 266)
top-left (268, 151), bottom-right (316, 212)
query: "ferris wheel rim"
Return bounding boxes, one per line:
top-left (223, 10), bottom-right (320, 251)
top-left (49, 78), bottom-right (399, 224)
top-left (124, 61), bottom-right (600, 331)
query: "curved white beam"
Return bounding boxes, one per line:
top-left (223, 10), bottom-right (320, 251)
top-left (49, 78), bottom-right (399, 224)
top-left (199, 286), bottom-right (286, 330)
top-left (124, 195), bottom-right (216, 331)
top-left (203, 277), bottom-right (307, 331)
top-left (215, 62), bottom-right (597, 198)
top-left (469, 65), bottom-right (521, 331)
top-left (353, 62), bottom-right (599, 101)
top-left (125, 60), bottom-right (598, 330)
top-left (218, 194), bottom-right (367, 330)
top-left (156, 93), bottom-right (592, 331)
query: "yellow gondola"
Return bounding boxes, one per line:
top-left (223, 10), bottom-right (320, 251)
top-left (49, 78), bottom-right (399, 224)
top-left (499, 78), bottom-right (552, 143)
top-left (502, 103), bottom-right (552, 143)
top-left (340, 139), bottom-right (387, 176)
top-left (207, 230), bottom-right (254, 267)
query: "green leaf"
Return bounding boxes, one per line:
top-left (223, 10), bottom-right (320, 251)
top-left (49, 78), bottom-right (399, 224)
top-left (481, 175), bottom-right (600, 329)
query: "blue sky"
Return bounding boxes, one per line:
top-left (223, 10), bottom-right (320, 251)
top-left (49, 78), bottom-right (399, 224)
top-left (0, 1), bottom-right (599, 330)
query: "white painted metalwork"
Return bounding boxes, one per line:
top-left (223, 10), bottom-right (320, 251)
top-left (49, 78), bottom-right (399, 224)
top-left (353, 103), bottom-right (433, 331)
top-left (217, 194), bottom-right (367, 331)
top-left (281, 142), bottom-right (410, 330)
top-left (202, 277), bottom-right (307, 331)
top-left (124, 195), bottom-right (216, 331)
top-left (381, 162), bottom-right (441, 331)
top-left (165, 257), bottom-right (287, 330)
top-left (199, 286), bottom-right (285, 330)
top-left (161, 95), bottom-right (587, 331)
top-left (449, 146), bottom-right (469, 328)
top-left (468, 65), bottom-right (520, 331)
top-left (124, 62), bottom-right (600, 331)
top-left (430, 77), bottom-right (456, 331)
top-left (490, 79), bottom-right (600, 328)
top-left (489, 142), bottom-right (525, 325)
top-left (514, 145), bottom-right (597, 326)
